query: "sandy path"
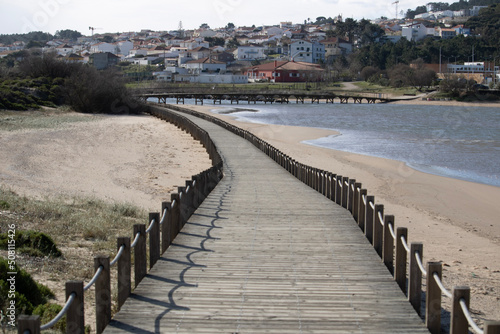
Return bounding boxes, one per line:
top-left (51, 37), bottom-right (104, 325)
top-left (177, 103), bottom-right (500, 327)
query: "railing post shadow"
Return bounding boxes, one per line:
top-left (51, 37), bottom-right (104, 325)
top-left (66, 281), bottom-right (84, 334)
top-left (409, 243), bottom-right (423, 316)
top-left (395, 227), bottom-right (408, 293)
top-left (94, 256), bottom-right (111, 334)
top-left (426, 262), bottom-right (442, 334)
top-left (149, 212), bottom-right (160, 269)
top-left (134, 224), bottom-right (147, 287)
top-left (117, 237), bottom-right (131, 311)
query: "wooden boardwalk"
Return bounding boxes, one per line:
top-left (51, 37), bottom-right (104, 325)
top-left (103, 109), bottom-right (429, 333)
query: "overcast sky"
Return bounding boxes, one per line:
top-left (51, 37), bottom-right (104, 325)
top-left (1, 0), bottom-right (448, 36)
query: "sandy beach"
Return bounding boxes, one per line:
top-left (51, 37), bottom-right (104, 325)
top-left (1, 103), bottom-right (498, 328)
top-left (177, 103), bottom-right (500, 325)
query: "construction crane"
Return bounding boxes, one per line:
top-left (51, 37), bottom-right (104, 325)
top-left (89, 26), bottom-right (102, 37)
top-left (392, 0), bottom-right (400, 19)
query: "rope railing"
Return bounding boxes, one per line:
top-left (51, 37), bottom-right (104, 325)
top-left (130, 231), bottom-right (141, 248)
top-left (84, 266), bottom-right (103, 292)
top-left (18, 104), bottom-right (226, 334)
top-left (433, 272), bottom-right (453, 299)
top-left (415, 251), bottom-right (428, 276)
top-left (401, 234), bottom-right (411, 252)
top-left (145, 218), bottom-right (156, 234)
top-left (110, 244), bottom-right (126, 267)
top-left (460, 298), bottom-right (484, 334)
top-left (39, 293), bottom-right (76, 330)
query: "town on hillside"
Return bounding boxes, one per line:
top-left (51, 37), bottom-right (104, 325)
top-left (1, 2), bottom-right (499, 86)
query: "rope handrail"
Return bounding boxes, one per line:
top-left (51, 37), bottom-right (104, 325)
top-left (369, 201), bottom-right (375, 210)
top-left (110, 244), bottom-right (126, 267)
top-left (388, 222), bottom-right (396, 239)
top-left (145, 218), bottom-right (156, 234)
top-left (344, 180), bottom-right (349, 187)
top-left (186, 185), bottom-right (191, 193)
top-left (40, 292), bottom-right (76, 330)
top-left (460, 298), bottom-right (484, 334)
top-left (415, 251), bottom-right (427, 276)
top-left (401, 235), bottom-right (410, 252)
top-left (179, 192), bottom-right (183, 199)
top-left (351, 183), bottom-right (355, 191)
top-left (377, 211), bottom-right (384, 226)
top-left (362, 194), bottom-right (367, 205)
top-left (433, 272), bottom-right (453, 298)
top-left (337, 179), bottom-right (342, 187)
top-left (130, 231), bottom-right (141, 248)
top-left (84, 265), bottom-right (103, 292)
top-left (159, 207), bottom-right (168, 225)
top-left (172, 199), bottom-right (177, 209)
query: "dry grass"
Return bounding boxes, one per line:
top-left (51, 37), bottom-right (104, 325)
top-left (0, 187), bottom-right (148, 333)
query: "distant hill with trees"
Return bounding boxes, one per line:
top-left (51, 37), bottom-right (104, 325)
top-left (406, 0), bottom-right (500, 18)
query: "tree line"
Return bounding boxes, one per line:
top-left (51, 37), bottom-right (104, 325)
top-left (0, 49), bottom-right (144, 113)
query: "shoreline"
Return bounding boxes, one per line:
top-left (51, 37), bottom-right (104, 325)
top-left (178, 103), bottom-right (500, 323)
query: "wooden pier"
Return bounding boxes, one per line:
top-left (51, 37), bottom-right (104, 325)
top-left (102, 106), bottom-right (429, 333)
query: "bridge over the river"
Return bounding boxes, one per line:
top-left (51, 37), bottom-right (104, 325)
top-left (136, 91), bottom-right (406, 105)
top-left (102, 106), bottom-right (428, 333)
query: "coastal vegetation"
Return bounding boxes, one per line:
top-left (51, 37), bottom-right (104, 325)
top-left (0, 49), bottom-right (144, 113)
top-left (0, 186), bottom-right (147, 331)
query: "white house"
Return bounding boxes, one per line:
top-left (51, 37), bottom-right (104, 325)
top-left (183, 58), bottom-right (227, 73)
top-left (114, 41), bottom-right (133, 56)
top-left (56, 44), bottom-right (73, 56)
top-left (236, 45), bottom-right (266, 60)
top-left (289, 40), bottom-right (325, 64)
top-left (90, 42), bottom-right (115, 54)
top-left (402, 23), bottom-right (436, 41)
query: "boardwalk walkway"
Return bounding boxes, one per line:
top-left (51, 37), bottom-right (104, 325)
top-left (104, 108), bottom-right (428, 333)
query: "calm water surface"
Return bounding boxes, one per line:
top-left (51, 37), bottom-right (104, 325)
top-left (209, 102), bottom-right (500, 187)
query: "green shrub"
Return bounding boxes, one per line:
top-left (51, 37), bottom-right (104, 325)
top-left (0, 200), bottom-right (9, 210)
top-left (33, 303), bottom-right (66, 332)
top-left (0, 257), bottom-right (54, 315)
top-left (0, 230), bottom-right (62, 257)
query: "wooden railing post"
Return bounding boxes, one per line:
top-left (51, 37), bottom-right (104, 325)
top-left (373, 204), bottom-right (384, 257)
top-left (161, 202), bottom-right (171, 253)
top-left (383, 215), bottom-right (395, 275)
top-left (358, 189), bottom-right (367, 231)
top-left (134, 224), bottom-right (146, 287)
top-left (409, 243), bottom-right (423, 316)
top-left (485, 321), bottom-right (500, 334)
top-left (451, 286), bottom-right (470, 334)
top-left (117, 237), bottom-right (130, 310)
top-left (365, 196), bottom-right (375, 243)
top-left (353, 182), bottom-right (362, 222)
top-left (149, 212), bottom-right (160, 269)
top-left (426, 262), bottom-right (442, 334)
top-left (171, 193), bottom-right (181, 237)
top-left (348, 179), bottom-right (356, 213)
top-left (94, 256), bottom-right (111, 334)
top-left (335, 175), bottom-right (342, 205)
top-left (341, 176), bottom-right (349, 209)
top-left (18, 315), bottom-right (40, 334)
top-left (65, 281), bottom-right (84, 334)
top-left (395, 227), bottom-right (408, 293)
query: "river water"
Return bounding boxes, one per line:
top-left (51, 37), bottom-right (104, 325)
top-left (207, 102), bottom-right (500, 187)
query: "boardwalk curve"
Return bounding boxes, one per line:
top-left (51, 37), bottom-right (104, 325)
top-left (103, 106), bottom-right (428, 333)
